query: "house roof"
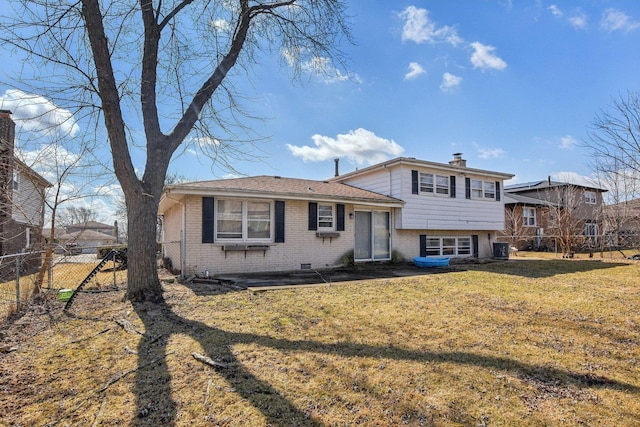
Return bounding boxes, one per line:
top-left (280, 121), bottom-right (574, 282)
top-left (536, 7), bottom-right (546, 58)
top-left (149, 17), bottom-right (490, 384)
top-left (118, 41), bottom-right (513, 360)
top-left (67, 221), bottom-right (115, 230)
top-left (503, 193), bottom-right (560, 207)
top-left (330, 157), bottom-right (515, 181)
top-left (505, 179), bottom-right (607, 193)
top-left (57, 229), bottom-right (117, 242)
top-left (160, 175), bottom-right (404, 213)
top-left (14, 158), bottom-right (52, 188)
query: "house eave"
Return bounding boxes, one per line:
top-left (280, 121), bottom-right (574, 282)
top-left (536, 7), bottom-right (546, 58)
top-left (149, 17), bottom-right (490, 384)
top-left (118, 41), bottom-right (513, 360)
top-left (159, 187), bottom-right (404, 214)
top-left (330, 157), bottom-right (515, 181)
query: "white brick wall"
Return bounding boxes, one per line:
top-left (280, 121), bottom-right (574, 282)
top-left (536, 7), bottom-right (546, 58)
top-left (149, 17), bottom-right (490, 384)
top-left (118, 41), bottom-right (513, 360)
top-left (179, 197), bottom-right (355, 275)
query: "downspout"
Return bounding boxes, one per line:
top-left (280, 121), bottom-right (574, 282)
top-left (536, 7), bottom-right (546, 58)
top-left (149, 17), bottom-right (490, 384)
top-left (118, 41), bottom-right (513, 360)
top-left (163, 190), bottom-right (187, 279)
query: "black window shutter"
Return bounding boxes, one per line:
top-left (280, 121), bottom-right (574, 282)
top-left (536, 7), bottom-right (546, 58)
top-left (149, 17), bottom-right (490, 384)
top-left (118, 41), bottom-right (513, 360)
top-left (495, 181), bottom-right (501, 201)
top-left (336, 204), bottom-right (345, 231)
top-left (275, 200), bottom-right (285, 243)
top-left (472, 235), bottom-right (479, 257)
top-left (202, 197), bottom-right (215, 243)
top-left (308, 202), bottom-right (318, 231)
top-left (419, 234), bottom-right (427, 257)
top-left (411, 170), bottom-right (419, 194)
top-left (465, 178), bottom-right (471, 199)
top-left (450, 176), bottom-right (456, 198)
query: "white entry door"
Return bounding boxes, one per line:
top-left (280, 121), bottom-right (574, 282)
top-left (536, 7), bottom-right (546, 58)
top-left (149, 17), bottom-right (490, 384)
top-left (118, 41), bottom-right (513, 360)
top-left (354, 210), bottom-right (390, 261)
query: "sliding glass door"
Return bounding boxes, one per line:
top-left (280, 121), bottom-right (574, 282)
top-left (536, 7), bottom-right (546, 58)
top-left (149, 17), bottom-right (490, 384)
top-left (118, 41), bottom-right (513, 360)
top-left (354, 210), bottom-right (390, 261)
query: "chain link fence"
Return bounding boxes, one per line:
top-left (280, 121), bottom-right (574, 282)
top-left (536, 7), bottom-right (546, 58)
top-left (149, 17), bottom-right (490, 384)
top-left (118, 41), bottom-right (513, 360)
top-left (0, 246), bottom-right (127, 320)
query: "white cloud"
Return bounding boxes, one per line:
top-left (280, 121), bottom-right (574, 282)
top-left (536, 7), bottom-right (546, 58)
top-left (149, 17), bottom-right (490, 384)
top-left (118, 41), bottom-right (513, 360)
top-left (477, 147), bottom-right (504, 159)
top-left (601, 9), bottom-right (640, 32)
top-left (286, 128), bottom-right (404, 166)
top-left (559, 135), bottom-right (577, 150)
top-left (399, 6), bottom-right (462, 46)
top-left (0, 89), bottom-right (80, 137)
top-left (210, 19), bottom-right (229, 31)
top-left (569, 13), bottom-right (588, 29)
top-left (440, 73), bottom-right (462, 92)
top-left (281, 49), bottom-right (361, 84)
top-left (404, 62), bottom-right (426, 80)
top-left (470, 42), bottom-right (507, 71)
top-left (548, 5), bottom-right (563, 17)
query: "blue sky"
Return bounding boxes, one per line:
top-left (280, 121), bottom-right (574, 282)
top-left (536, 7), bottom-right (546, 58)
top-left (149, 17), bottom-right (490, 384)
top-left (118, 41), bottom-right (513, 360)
top-left (195, 0), bottom-right (640, 184)
top-left (2, 1), bottom-right (640, 220)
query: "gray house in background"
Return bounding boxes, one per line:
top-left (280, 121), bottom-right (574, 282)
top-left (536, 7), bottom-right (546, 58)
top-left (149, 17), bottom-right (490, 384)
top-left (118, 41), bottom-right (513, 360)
top-left (54, 221), bottom-right (119, 254)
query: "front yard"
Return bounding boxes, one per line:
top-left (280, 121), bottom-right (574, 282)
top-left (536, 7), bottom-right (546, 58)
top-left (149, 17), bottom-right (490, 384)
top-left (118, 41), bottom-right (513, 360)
top-left (1, 258), bottom-right (639, 426)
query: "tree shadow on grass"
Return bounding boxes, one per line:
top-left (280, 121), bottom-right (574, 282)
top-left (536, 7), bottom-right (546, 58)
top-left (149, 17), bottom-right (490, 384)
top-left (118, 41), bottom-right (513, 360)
top-left (132, 301), bottom-right (639, 426)
top-left (463, 259), bottom-right (631, 279)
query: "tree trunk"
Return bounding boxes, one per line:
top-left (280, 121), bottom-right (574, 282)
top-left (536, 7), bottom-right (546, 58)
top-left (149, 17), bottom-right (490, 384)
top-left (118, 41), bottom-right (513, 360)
top-left (125, 191), bottom-right (162, 302)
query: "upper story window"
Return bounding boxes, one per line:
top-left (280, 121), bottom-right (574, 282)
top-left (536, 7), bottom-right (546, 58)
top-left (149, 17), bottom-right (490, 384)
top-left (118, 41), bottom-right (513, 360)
top-left (523, 207), bottom-right (536, 226)
top-left (317, 204), bottom-right (334, 229)
top-left (12, 171), bottom-right (19, 191)
top-left (216, 199), bottom-right (271, 241)
top-left (471, 179), bottom-right (495, 199)
top-left (584, 191), bottom-right (597, 205)
top-left (419, 172), bottom-right (449, 196)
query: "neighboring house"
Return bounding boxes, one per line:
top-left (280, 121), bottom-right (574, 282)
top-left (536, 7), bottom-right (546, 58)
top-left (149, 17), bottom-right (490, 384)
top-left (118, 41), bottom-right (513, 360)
top-left (158, 154), bottom-right (514, 276)
top-left (501, 178), bottom-right (607, 252)
top-left (602, 198), bottom-right (640, 248)
top-left (56, 221), bottom-right (119, 253)
top-left (0, 110), bottom-right (52, 261)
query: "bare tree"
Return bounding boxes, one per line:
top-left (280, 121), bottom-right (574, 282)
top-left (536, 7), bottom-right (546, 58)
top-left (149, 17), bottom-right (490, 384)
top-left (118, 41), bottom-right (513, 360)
top-left (587, 91), bottom-right (640, 176)
top-left (1, 0), bottom-right (350, 302)
top-left (56, 206), bottom-right (103, 228)
top-left (22, 133), bottom-right (115, 291)
top-left (502, 205), bottom-right (537, 249)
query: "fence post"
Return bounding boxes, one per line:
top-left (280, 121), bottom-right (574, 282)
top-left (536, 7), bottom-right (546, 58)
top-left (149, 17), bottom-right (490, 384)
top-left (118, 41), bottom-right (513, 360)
top-left (15, 255), bottom-right (20, 312)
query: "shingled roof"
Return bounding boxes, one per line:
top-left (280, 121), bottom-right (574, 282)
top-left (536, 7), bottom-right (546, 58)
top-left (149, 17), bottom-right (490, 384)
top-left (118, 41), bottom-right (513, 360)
top-left (161, 175), bottom-right (403, 207)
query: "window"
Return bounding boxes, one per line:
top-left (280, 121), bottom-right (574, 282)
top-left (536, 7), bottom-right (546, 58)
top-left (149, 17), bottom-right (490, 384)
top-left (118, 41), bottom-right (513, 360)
top-left (318, 204), bottom-right (334, 229)
top-left (585, 191), bottom-right (597, 205)
top-left (523, 207), bottom-right (536, 227)
top-left (423, 236), bottom-right (472, 257)
top-left (419, 172), bottom-right (449, 196)
top-left (585, 221), bottom-right (598, 243)
top-left (12, 171), bottom-right (19, 191)
top-left (471, 179), bottom-right (495, 199)
top-left (216, 199), bottom-right (271, 241)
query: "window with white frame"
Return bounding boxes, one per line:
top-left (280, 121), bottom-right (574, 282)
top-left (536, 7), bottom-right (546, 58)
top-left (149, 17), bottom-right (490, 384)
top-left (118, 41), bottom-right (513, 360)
top-left (216, 199), bottom-right (271, 241)
top-left (585, 221), bottom-right (598, 243)
top-left (523, 207), bottom-right (536, 226)
top-left (317, 204), bottom-right (334, 229)
top-left (425, 236), bottom-right (472, 256)
top-left (12, 171), bottom-right (19, 191)
top-left (471, 179), bottom-right (495, 199)
top-left (584, 191), bottom-right (597, 205)
top-left (419, 172), bottom-right (449, 196)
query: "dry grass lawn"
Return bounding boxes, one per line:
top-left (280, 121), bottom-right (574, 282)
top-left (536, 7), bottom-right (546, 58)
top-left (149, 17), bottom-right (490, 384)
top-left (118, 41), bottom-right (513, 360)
top-left (1, 258), bottom-right (639, 426)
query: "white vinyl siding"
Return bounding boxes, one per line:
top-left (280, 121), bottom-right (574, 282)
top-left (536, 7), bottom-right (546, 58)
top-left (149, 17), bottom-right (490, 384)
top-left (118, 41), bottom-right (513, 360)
top-left (11, 171), bottom-right (46, 226)
top-left (338, 166), bottom-right (506, 231)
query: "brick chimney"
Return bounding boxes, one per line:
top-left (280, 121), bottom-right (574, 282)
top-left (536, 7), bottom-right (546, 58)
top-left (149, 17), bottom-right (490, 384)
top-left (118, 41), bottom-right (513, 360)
top-left (0, 110), bottom-right (15, 156)
top-left (449, 152), bottom-right (466, 167)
